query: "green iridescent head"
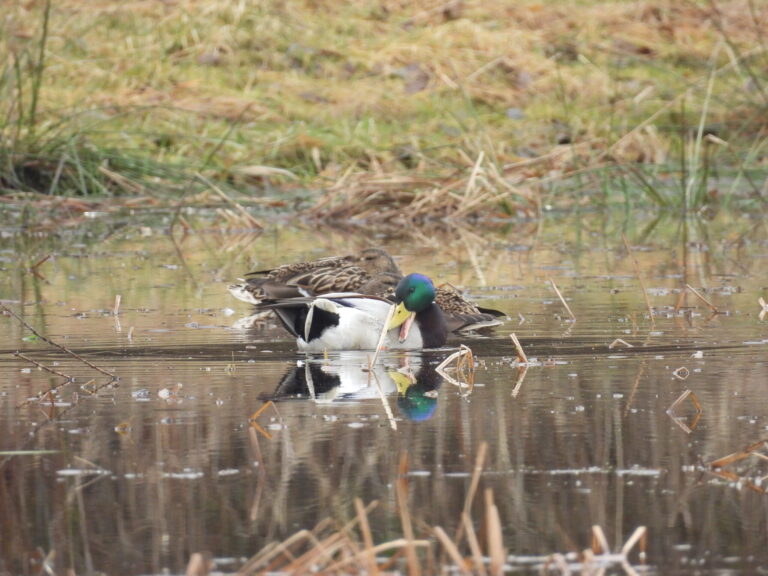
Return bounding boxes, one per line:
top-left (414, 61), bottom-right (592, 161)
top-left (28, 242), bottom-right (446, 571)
top-left (394, 273), bottom-right (436, 312)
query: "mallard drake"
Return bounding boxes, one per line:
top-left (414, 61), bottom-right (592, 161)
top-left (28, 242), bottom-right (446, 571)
top-left (258, 273), bottom-right (448, 351)
top-left (229, 248), bottom-right (504, 332)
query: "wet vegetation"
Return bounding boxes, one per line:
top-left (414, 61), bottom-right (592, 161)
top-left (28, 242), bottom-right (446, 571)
top-left (1, 0), bottom-right (768, 219)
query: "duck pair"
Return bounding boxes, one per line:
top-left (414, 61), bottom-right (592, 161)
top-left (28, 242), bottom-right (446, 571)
top-left (229, 249), bottom-right (503, 352)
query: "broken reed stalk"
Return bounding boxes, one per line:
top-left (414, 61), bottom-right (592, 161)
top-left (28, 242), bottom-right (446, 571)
top-left (685, 283), bottom-right (720, 313)
top-left (548, 278), bottom-right (576, 321)
top-left (354, 498), bottom-right (379, 576)
top-left (591, 525), bottom-right (611, 554)
top-left (196, 172), bottom-right (264, 229)
top-left (113, 294), bottom-right (121, 316)
top-left (621, 233), bottom-right (655, 325)
top-left (451, 441), bottom-right (488, 548)
top-left (509, 333), bottom-right (528, 364)
top-left (461, 513), bottom-right (488, 576)
top-left (433, 527), bottom-right (471, 576)
top-left (1, 303), bottom-right (117, 379)
top-left (485, 489), bottom-right (505, 576)
top-left (396, 452), bottom-right (421, 576)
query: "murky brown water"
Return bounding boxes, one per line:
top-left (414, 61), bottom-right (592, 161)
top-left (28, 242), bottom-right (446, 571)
top-left (1, 209), bottom-right (767, 575)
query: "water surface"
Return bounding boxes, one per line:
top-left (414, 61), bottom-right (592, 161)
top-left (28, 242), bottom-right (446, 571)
top-left (1, 209), bottom-right (767, 574)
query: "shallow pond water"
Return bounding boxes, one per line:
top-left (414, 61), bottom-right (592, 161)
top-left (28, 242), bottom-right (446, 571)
top-left (1, 209), bottom-right (767, 575)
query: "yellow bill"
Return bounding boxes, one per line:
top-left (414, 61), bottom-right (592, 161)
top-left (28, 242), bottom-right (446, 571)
top-left (387, 301), bottom-right (415, 342)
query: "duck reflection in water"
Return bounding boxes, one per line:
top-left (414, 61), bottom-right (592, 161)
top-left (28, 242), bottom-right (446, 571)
top-left (264, 353), bottom-right (444, 422)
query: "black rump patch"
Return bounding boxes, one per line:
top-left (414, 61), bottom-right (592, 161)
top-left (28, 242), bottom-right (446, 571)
top-left (306, 304), bottom-right (340, 342)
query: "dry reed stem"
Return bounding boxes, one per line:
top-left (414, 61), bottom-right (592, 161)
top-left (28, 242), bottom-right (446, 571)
top-left (396, 452), bottom-right (421, 576)
top-left (685, 283), bottom-right (720, 313)
top-left (709, 440), bottom-right (768, 469)
top-left (621, 526), bottom-right (647, 557)
top-left (196, 173), bottom-right (263, 230)
top-left (621, 233), bottom-right (655, 326)
top-left (461, 512), bottom-right (488, 576)
top-left (591, 525), bottom-right (611, 554)
top-left (548, 278), bottom-right (576, 321)
top-left (511, 365), bottom-right (528, 398)
top-left (623, 361), bottom-right (647, 418)
top-left (281, 533), bottom-right (346, 574)
top-left (324, 539), bottom-right (431, 573)
top-left (238, 529), bottom-right (316, 573)
top-left (509, 333), bottom-right (528, 364)
top-left (485, 489), bottom-right (505, 576)
top-left (113, 294), bottom-right (121, 316)
top-left (355, 498), bottom-right (378, 576)
top-left (1, 303), bottom-right (117, 379)
top-left (433, 526), bottom-right (471, 576)
top-left (759, 297), bottom-right (767, 321)
top-left (185, 552), bottom-right (209, 576)
top-left (368, 304), bottom-right (395, 369)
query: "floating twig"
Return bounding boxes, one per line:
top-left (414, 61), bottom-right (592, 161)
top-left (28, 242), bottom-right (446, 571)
top-left (685, 284), bottom-right (720, 313)
top-left (609, 338), bottom-right (634, 349)
top-left (667, 390), bottom-right (702, 434)
top-left (436, 345), bottom-right (475, 393)
top-left (29, 254), bottom-right (51, 280)
top-left (548, 277), bottom-right (576, 321)
top-left (709, 440), bottom-right (768, 494)
top-left (1, 303), bottom-right (117, 379)
top-left (15, 352), bottom-right (73, 381)
top-left (622, 233), bottom-right (655, 325)
top-left (249, 400), bottom-right (280, 439)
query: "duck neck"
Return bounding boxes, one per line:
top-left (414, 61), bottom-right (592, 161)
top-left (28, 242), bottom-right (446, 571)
top-left (417, 303), bottom-right (448, 348)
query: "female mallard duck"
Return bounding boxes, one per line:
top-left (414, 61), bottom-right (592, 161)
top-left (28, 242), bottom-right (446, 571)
top-left (258, 273), bottom-right (447, 351)
top-left (229, 248), bottom-right (504, 332)
top-left (229, 248), bottom-right (401, 303)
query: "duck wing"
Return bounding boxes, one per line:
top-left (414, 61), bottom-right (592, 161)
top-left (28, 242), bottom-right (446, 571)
top-left (435, 286), bottom-right (505, 332)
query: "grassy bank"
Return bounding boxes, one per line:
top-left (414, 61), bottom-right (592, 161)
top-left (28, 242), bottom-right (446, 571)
top-left (1, 0), bottom-right (767, 216)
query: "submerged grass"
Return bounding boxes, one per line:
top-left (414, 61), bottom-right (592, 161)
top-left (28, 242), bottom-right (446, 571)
top-left (1, 0), bottom-right (768, 216)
